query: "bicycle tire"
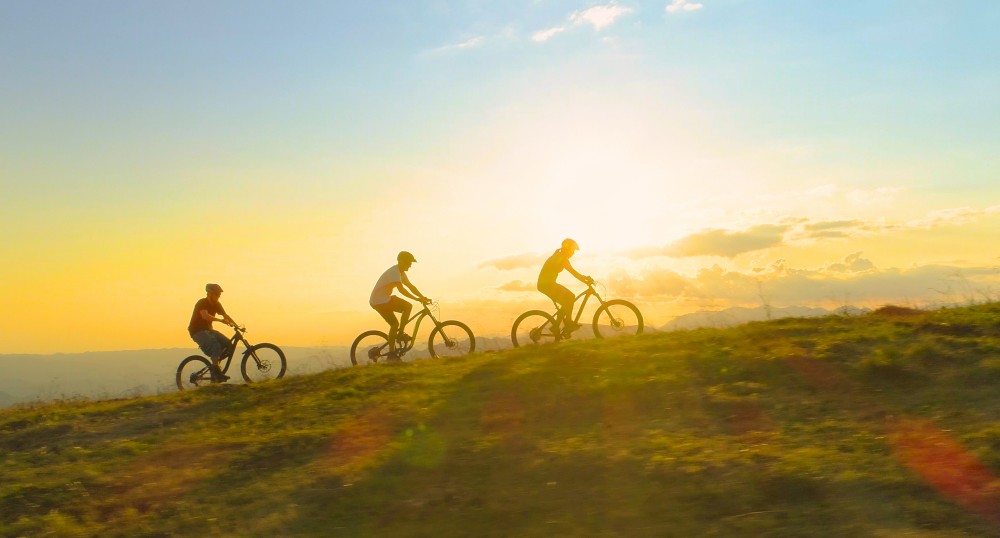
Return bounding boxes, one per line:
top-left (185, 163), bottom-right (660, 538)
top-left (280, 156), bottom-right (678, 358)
top-left (350, 330), bottom-right (390, 366)
top-left (241, 343), bottom-right (287, 383)
top-left (592, 299), bottom-right (644, 339)
top-left (176, 355), bottom-right (214, 390)
top-left (428, 320), bottom-right (476, 358)
top-left (511, 310), bottom-right (559, 348)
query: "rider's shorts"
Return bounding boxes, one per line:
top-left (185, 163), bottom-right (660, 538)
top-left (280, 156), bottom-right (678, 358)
top-left (372, 296), bottom-right (410, 328)
top-left (538, 282), bottom-right (574, 308)
top-left (191, 329), bottom-right (229, 360)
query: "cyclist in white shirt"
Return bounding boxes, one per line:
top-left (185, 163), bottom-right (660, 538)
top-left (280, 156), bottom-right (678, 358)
top-left (369, 251), bottom-right (431, 360)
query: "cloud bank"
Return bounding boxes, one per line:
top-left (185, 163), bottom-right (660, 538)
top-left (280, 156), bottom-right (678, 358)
top-left (608, 254), bottom-right (1000, 308)
top-left (626, 205), bottom-right (1000, 260)
top-left (479, 252), bottom-right (547, 271)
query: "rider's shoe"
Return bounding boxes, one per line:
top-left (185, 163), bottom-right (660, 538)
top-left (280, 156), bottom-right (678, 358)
top-left (562, 320), bottom-right (581, 336)
top-left (386, 351), bottom-right (403, 363)
top-left (211, 363), bottom-right (230, 383)
top-left (396, 333), bottom-right (412, 346)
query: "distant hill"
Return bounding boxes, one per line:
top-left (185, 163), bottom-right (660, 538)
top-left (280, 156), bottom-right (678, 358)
top-left (0, 346), bottom-right (351, 407)
top-left (661, 305), bottom-right (871, 331)
top-left (3, 303), bottom-right (1000, 536)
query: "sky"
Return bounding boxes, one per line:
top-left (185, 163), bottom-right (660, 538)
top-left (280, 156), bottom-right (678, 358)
top-left (1, 1), bottom-right (998, 354)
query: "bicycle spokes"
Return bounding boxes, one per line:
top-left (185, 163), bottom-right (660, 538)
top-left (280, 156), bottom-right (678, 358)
top-left (190, 368), bottom-right (211, 385)
top-left (252, 355), bottom-right (273, 374)
top-left (428, 320), bottom-right (475, 358)
top-left (512, 311), bottom-right (559, 347)
top-left (241, 344), bottom-right (287, 383)
top-left (594, 300), bottom-right (643, 338)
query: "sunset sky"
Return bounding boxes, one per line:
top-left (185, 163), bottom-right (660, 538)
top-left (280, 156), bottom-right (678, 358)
top-left (2, 1), bottom-right (998, 354)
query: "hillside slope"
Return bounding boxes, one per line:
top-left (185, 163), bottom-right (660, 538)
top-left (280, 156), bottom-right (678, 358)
top-left (3, 304), bottom-right (1000, 536)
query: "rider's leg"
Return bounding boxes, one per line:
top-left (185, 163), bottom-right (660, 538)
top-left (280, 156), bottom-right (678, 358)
top-left (192, 330), bottom-right (230, 381)
top-left (539, 283), bottom-right (575, 332)
top-left (211, 331), bottom-right (231, 380)
top-left (552, 285), bottom-right (578, 332)
top-left (391, 297), bottom-right (413, 337)
top-left (374, 304), bottom-right (400, 355)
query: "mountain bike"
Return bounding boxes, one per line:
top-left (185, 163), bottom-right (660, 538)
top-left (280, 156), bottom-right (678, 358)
top-left (176, 325), bottom-right (287, 390)
top-left (351, 301), bottom-right (475, 365)
top-left (511, 281), bottom-right (643, 347)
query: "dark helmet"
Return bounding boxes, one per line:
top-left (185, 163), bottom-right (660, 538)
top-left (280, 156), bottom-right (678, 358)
top-left (397, 251), bottom-right (417, 264)
top-left (561, 238), bottom-right (580, 252)
top-left (205, 283), bottom-right (223, 293)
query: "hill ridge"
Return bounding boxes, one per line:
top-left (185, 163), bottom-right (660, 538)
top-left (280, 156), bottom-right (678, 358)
top-left (3, 303), bottom-right (1000, 536)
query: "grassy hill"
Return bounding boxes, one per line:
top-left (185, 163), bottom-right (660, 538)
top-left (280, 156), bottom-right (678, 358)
top-left (4, 304), bottom-right (1000, 537)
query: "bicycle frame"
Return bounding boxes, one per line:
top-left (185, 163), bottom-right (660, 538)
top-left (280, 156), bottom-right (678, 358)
top-left (394, 304), bottom-right (445, 353)
top-left (548, 284), bottom-right (607, 326)
top-left (217, 327), bottom-right (251, 373)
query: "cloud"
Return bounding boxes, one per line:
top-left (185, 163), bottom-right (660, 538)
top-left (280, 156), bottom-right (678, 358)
top-left (478, 252), bottom-right (547, 271)
top-left (497, 280), bottom-right (536, 293)
top-left (825, 252), bottom-right (876, 273)
top-left (427, 36), bottom-right (486, 54)
top-left (846, 187), bottom-right (902, 207)
top-left (800, 219), bottom-right (869, 240)
top-left (804, 220), bottom-right (865, 232)
top-left (906, 205), bottom-right (1000, 230)
top-left (627, 224), bottom-right (789, 259)
top-left (625, 203), bottom-right (1000, 261)
top-left (532, 2), bottom-right (633, 43)
top-left (666, 0), bottom-right (704, 13)
top-left (532, 26), bottom-right (566, 42)
top-left (607, 267), bottom-right (691, 299)
top-left (671, 224), bottom-right (789, 257)
top-left (571, 4), bottom-right (634, 30)
top-left (607, 255), bottom-right (1000, 308)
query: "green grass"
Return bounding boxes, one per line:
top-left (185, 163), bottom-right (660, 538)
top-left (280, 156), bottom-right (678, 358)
top-left (4, 303), bottom-right (1000, 536)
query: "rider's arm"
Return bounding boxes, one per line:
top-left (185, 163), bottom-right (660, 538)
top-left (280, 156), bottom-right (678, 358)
top-left (399, 274), bottom-right (431, 303)
top-left (200, 307), bottom-right (234, 326)
top-left (565, 262), bottom-right (593, 284)
top-left (216, 303), bottom-right (235, 325)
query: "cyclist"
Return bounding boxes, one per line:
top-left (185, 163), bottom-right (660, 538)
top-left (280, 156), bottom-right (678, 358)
top-left (370, 251), bottom-right (431, 361)
top-left (188, 283), bottom-right (236, 381)
top-left (537, 238), bottom-right (594, 336)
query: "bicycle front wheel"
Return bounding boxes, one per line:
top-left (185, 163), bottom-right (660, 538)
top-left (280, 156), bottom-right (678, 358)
top-left (176, 355), bottom-right (214, 390)
top-left (241, 343), bottom-right (287, 383)
top-left (350, 330), bottom-right (390, 366)
top-left (511, 310), bottom-right (558, 348)
top-left (428, 320), bottom-right (476, 358)
top-left (593, 299), bottom-right (644, 339)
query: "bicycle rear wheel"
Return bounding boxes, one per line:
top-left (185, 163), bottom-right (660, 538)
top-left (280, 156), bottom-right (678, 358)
top-left (593, 299), bottom-right (644, 339)
top-left (428, 320), bottom-right (476, 358)
top-left (511, 310), bottom-right (559, 348)
top-left (350, 330), bottom-right (391, 366)
top-left (241, 343), bottom-right (287, 383)
top-left (176, 355), bottom-right (214, 390)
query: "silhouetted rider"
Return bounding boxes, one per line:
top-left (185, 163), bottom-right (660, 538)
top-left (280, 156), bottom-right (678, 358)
top-left (188, 283), bottom-right (236, 381)
top-left (370, 251), bottom-right (431, 360)
top-left (537, 238), bottom-right (593, 335)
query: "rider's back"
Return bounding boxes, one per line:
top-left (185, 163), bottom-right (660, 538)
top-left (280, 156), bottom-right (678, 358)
top-left (537, 249), bottom-right (567, 287)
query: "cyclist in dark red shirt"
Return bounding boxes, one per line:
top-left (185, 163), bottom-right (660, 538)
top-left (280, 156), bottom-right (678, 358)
top-left (537, 238), bottom-right (593, 336)
top-left (188, 283), bottom-right (236, 380)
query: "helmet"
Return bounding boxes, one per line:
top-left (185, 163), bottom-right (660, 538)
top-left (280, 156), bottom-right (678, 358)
top-left (205, 283), bottom-right (223, 293)
top-left (397, 251), bottom-right (417, 264)
top-left (561, 238), bottom-right (580, 252)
